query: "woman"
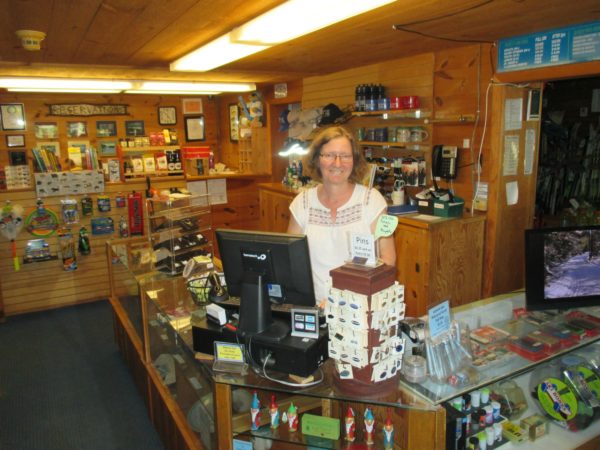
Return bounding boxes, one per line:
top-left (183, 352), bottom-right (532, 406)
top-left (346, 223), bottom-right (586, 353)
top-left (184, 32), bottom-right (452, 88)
top-left (287, 126), bottom-right (396, 304)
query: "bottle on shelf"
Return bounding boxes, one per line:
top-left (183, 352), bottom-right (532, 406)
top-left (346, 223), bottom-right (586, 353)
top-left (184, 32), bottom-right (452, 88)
top-left (174, 150), bottom-right (182, 171)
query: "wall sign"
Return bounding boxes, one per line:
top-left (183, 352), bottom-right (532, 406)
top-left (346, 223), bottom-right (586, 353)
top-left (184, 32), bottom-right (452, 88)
top-left (498, 20), bottom-right (600, 72)
top-left (47, 103), bottom-right (128, 116)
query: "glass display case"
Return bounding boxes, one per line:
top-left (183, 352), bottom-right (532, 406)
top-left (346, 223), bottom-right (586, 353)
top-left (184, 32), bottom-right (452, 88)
top-left (146, 194), bottom-right (213, 276)
top-left (110, 251), bottom-right (600, 450)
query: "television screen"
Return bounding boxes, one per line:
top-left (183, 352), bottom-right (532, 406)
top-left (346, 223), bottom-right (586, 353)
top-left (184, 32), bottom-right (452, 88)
top-left (525, 225), bottom-right (600, 311)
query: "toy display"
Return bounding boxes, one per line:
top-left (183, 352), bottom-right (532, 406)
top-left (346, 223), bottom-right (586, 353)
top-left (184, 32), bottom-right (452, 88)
top-left (81, 195), bottom-right (93, 216)
top-left (25, 199), bottom-right (59, 237)
top-left (23, 239), bottom-right (53, 263)
top-left (78, 227), bottom-right (91, 255)
top-left (61, 198), bottom-right (79, 224)
top-left (0, 200), bottom-right (24, 271)
top-left (58, 228), bottom-right (77, 271)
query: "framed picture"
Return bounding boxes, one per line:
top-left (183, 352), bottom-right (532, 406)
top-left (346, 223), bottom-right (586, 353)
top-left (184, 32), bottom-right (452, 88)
top-left (96, 120), bottom-right (117, 137)
top-left (99, 140), bottom-right (117, 157)
top-left (6, 134), bottom-right (25, 148)
top-left (158, 106), bottom-right (177, 126)
top-left (35, 122), bottom-right (58, 139)
top-left (184, 115), bottom-right (205, 141)
top-left (125, 120), bottom-right (145, 136)
top-left (9, 150), bottom-right (27, 166)
top-left (37, 141), bottom-right (60, 155)
top-left (182, 98), bottom-right (203, 115)
top-left (229, 104), bottom-right (239, 142)
top-left (67, 121), bottom-right (88, 137)
top-left (527, 88), bottom-right (541, 121)
top-left (1, 103), bottom-right (26, 131)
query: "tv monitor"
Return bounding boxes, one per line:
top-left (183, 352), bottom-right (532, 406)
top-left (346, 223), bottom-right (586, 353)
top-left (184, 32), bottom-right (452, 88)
top-left (525, 225), bottom-right (600, 311)
top-left (215, 228), bottom-right (315, 342)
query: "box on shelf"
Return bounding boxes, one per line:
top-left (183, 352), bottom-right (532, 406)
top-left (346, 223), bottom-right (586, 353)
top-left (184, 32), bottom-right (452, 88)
top-left (417, 198), bottom-right (434, 215)
top-left (433, 196), bottom-right (464, 217)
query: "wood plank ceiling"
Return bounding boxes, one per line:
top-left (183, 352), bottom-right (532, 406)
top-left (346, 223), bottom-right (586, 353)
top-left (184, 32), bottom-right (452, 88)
top-left (1, 0), bottom-right (599, 84)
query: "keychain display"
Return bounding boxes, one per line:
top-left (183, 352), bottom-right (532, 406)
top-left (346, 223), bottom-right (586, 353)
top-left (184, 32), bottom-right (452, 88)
top-left (115, 194), bottom-right (126, 208)
top-left (61, 198), bottom-right (79, 224)
top-left (118, 216), bottom-right (129, 237)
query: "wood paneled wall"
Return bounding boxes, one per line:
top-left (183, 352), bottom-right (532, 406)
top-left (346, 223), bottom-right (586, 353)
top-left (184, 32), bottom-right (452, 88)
top-left (0, 91), bottom-right (271, 316)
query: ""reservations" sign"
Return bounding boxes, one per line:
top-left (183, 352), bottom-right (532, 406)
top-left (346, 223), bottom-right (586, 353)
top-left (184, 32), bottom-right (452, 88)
top-left (47, 103), bottom-right (128, 116)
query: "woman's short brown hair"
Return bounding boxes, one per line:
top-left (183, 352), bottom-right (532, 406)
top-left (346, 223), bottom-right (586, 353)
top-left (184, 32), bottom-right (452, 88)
top-left (303, 126), bottom-right (368, 183)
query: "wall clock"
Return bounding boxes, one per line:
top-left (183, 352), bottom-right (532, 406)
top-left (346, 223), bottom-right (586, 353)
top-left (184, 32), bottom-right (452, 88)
top-left (158, 106), bottom-right (177, 126)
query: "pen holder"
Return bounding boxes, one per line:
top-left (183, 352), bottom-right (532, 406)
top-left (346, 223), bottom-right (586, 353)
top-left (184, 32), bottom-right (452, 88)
top-left (425, 320), bottom-right (476, 385)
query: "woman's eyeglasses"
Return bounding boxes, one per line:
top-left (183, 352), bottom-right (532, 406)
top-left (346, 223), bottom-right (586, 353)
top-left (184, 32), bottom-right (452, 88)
top-left (319, 153), bottom-right (353, 162)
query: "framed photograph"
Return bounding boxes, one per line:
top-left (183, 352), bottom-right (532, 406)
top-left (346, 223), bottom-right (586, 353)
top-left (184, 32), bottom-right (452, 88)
top-left (184, 115), bottom-right (205, 141)
top-left (96, 120), bottom-right (117, 137)
top-left (37, 141), bottom-right (60, 156)
top-left (35, 122), bottom-right (58, 139)
top-left (182, 98), bottom-right (203, 115)
top-left (67, 121), bottom-right (88, 138)
top-left (9, 150), bottom-right (27, 165)
top-left (99, 140), bottom-right (117, 157)
top-left (229, 104), bottom-right (239, 142)
top-left (6, 134), bottom-right (25, 148)
top-left (125, 120), bottom-right (145, 136)
top-left (0, 103), bottom-right (26, 130)
top-left (158, 106), bottom-right (177, 126)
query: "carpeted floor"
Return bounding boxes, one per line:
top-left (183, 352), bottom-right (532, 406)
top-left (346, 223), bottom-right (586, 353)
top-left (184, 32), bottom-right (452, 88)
top-left (0, 300), bottom-right (164, 450)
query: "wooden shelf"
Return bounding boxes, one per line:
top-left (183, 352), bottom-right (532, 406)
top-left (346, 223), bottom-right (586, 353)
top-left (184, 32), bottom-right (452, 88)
top-left (124, 174), bottom-right (184, 182)
top-left (359, 141), bottom-right (429, 149)
top-left (121, 145), bottom-right (180, 153)
top-left (352, 109), bottom-right (431, 120)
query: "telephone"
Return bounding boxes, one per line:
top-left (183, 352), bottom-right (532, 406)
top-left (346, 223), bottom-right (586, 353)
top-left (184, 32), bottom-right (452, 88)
top-left (432, 145), bottom-right (458, 180)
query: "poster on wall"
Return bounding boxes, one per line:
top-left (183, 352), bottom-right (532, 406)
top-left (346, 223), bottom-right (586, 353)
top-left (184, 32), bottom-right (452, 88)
top-left (34, 170), bottom-right (104, 197)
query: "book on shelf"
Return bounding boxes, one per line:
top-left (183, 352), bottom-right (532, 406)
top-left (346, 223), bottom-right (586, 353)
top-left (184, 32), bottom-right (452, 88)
top-left (32, 148), bottom-right (61, 172)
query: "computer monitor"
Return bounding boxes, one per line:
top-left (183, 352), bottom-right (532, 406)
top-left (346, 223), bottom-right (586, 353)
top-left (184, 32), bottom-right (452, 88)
top-left (525, 225), bottom-right (600, 311)
top-left (215, 228), bottom-right (316, 342)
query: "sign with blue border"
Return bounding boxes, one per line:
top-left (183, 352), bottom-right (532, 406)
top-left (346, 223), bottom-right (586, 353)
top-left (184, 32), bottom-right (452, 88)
top-left (498, 20), bottom-right (600, 72)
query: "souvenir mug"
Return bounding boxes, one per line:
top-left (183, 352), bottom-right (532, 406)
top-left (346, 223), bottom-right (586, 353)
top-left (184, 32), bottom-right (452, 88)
top-left (391, 180), bottom-right (406, 205)
top-left (409, 127), bottom-right (429, 142)
top-left (396, 127), bottom-right (411, 143)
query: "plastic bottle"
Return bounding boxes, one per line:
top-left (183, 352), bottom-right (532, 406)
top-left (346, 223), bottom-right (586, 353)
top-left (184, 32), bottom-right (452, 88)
top-left (355, 85), bottom-right (361, 111)
top-left (78, 227), bottom-right (91, 255)
top-left (208, 152), bottom-right (215, 170)
top-left (119, 216), bottom-right (129, 238)
top-left (365, 84), bottom-right (374, 111)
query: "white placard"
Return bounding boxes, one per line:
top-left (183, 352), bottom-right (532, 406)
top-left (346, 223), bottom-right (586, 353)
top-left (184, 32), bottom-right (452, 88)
top-left (504, 98), bottom-right (523, 131)
top-left (349, 233), bottom-right (376, 266)
top-left (524, 128), bottom-right (536, 175)
top-left (503, 135), bottom-right (519, 176)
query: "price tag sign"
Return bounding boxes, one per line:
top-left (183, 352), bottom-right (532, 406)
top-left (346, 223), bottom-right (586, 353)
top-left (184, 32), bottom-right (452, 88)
top-left (374, 214), bottom-right (398, 239)
top-left (213, 341), bottom-right (247, 373)
top-left (428, 300), bottom-right (451, 339)
top-left (349, 233), bottom-right (376, 266)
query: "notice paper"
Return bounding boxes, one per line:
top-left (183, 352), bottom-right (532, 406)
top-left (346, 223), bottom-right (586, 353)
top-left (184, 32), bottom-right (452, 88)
top-left (503, 135), bottom-right (519, 176)
top-left (506, 181), bottom-right (519, 205)
top-left (524, 128), bottom-right (536, 175)
top-left (504, 98), bottom-right (523, 131)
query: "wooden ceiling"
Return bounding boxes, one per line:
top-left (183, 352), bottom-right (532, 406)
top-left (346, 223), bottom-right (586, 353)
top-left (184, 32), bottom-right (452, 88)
top-left (1, 0), bottom-right (600, 84)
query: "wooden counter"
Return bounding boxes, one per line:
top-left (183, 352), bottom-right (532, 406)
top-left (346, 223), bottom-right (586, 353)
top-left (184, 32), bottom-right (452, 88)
top-left (257, 183), bottom-right (486, 317)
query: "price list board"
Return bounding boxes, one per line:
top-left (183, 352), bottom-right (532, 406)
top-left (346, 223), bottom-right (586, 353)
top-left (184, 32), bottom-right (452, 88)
top-left (498, 20), bottom-right (600, 72)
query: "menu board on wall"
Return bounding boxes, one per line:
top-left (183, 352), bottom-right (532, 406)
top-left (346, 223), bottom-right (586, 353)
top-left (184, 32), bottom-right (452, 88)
top-left (498, 20), bottom-right (600, 72)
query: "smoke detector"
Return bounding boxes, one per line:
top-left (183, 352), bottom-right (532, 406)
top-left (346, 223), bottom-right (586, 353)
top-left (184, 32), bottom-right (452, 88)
top-left (16, 30), bottom-right (46, 51)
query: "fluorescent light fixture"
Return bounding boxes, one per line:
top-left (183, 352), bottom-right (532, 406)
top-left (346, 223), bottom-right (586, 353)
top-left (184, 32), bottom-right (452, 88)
top-left (126, 90), bottom-right (221, 95)
top-left (0, 77), bottom-right (256, 94)
top-left (278, 142), bottom-right (309, 157)
top-left (0, 77), bottom-right (132, 92)
top-left (170, 34), bottom-right (269, 72)
top-left (230, 0), bottom-right (396, 45)
top-left (132, 81), bottom-right (256, 93)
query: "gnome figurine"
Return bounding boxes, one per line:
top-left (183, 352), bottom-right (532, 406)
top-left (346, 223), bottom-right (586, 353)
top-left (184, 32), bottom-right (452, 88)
top-left (364, 407), bottom-right (375, 445)
top-left (287, 402), bottom-right (298, 432)
top-left (344, 407), bottom-right (356, 442)
top-left (382, 409), bottom-right (395, 449)
top-left (250, 391), bottom-right (261, 431)
top-left (269, 394), bottom-right (280, 429)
